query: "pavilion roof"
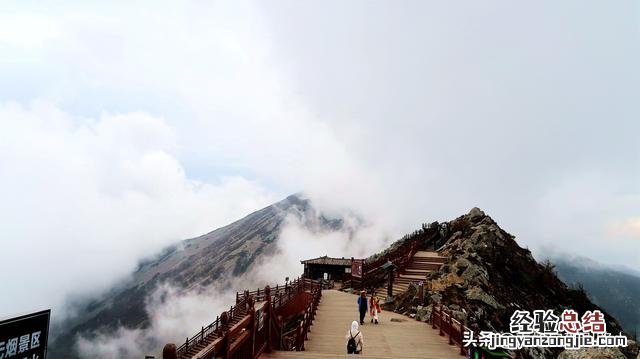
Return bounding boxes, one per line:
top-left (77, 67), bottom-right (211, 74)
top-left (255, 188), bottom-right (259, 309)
top-left (300, 256), bottom-right (351, 266)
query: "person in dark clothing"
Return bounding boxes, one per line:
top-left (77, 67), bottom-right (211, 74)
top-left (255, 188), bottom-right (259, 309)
top-left (357, 291), bottom-right (368, 325)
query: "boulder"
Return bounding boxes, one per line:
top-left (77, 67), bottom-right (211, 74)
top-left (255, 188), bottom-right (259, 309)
top-left (415, 305), bottom-right (433, 322)
top-left (453, 258), bottom-right (471, 275)
top-left (451, 310), bottom-right (466, 322)
top-left (430, 293), bottom-right (442, 304)
top-left (468, 207), bottom-right (485, 221)
top-left (465, 286), bottom-right (504, 310)
top-left (460, 263), bottom-right (489, 287)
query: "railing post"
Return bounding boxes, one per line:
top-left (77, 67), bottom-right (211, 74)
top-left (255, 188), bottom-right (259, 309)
top-left (431, 306), bottom-right (436, 329)
top-left (448, 311), bottom-right (453, 345)
top-left (247, 295), bottom-right (256, 357)
top-left (264, 286), bottom-right (272, 353)
top-left (220, 311), bottom-right (230, 359)
top-left (439, 307), bottom-right (444, 336)
top-left (296, 323), bottom-right (302, 352)
top-left (299, 321), bottom-right (305, 351)
top-left (200, 326), bottom-right (204, 342)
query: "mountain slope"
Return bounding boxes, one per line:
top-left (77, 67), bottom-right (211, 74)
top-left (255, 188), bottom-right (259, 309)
top-left (552, 257), bottom-right (640, 339)
top-left (50, 194), bottom-right (338, 358)
top-left (392, 208), bottom-right (638, 359)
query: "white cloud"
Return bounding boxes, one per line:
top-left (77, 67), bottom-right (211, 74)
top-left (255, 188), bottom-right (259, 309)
top-left (247, 209), bottom-right (393, 285)
top-left (76, 283), bottom-right (236, 358)
top-left (608, 218), bottom-right (640, 240)
top-left (0, 101), bottom-right (276, 317)
top-left (0, 13), bottom-right (63, 49)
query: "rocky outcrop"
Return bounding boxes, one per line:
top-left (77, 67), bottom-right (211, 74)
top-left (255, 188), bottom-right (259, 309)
top-left (417, 208), bottom-right (638, 359)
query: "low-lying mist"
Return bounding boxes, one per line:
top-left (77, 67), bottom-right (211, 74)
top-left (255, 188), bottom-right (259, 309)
top-left (71, 200), bottom-right (396, 358)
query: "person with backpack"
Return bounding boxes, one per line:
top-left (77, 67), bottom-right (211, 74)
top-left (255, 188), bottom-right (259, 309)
top-left (357, 291), bottom-right (368, 325)
top-left (346, 320), bottom-right (364, 354)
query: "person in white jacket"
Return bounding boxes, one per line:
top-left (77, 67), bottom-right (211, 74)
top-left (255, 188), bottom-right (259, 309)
top-left (346, 320), bottom-right (364, 354)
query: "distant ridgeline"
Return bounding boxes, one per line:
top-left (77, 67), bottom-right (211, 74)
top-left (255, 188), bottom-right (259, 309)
top-left (553, 258), bottom-right (640, 340)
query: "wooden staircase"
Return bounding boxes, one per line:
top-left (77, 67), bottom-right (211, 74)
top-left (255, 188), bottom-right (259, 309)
top-left (179, 305), bottom-right (248, 359)
top-left (375, 251), bottom-right (446, 301)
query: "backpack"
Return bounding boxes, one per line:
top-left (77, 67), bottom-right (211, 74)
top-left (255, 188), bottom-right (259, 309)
top-left (347, 331), bottom-right (359, 353)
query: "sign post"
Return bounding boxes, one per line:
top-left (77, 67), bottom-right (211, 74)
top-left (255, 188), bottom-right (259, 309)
top-left (0, 310), bottom-right (50, 359)
top-left (351, 260), bottom-right (363, 279)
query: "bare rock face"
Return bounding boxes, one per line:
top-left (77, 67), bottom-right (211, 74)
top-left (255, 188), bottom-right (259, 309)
top-left (464, 286), bottom-right (503, 310)
top-left (421, 209), bottom-right (638, 359)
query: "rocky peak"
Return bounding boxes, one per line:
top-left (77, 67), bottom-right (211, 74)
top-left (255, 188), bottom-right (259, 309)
top-left (396, 210), bottom-right (638, 359)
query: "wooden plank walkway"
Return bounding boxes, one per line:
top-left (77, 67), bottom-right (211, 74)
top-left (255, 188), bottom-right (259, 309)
top-left (262, 290), bottom-right (461, 358)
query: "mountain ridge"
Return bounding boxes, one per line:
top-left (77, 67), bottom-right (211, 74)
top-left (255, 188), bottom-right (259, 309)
top-left (50, 194), bottom-right (332, 358)
top-left (388, 207), bottom-right (638, 359)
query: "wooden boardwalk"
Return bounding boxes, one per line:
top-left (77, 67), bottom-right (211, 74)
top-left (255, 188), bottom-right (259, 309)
top-left (262, 290), bottom-right (461, 359)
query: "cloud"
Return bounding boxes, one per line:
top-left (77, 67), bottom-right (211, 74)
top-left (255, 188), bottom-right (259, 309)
top-left (247, 206), bottom-right (393, 285)
top-left (76, 283), bottom-right (236, 358)
top-left (608, 218), bottom-right (640, 240)
top-left (0, 101), bottom-right (276, 317)
top-left (71, 197), bottom-right (397, 358)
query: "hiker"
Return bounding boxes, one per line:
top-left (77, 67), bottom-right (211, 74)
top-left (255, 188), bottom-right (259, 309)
top-left (369, 291), bottom-right (381, 324)
top-left (357, 291), bottom-right (368, 325)
top-left (346, 320), bottom-right (364, 354)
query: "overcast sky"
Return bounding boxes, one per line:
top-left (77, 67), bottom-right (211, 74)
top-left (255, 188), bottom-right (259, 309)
top-left (1, 0), bottom-right (638, 317)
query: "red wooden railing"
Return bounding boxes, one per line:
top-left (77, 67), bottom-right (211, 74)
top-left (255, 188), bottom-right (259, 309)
top-left (430, 305), bottom-right (469, 356)
top-left (346, 238), bottom-right (420, 290)
top-left (165, 277), bottom-right (322, 359)
top-left (291, 283), bottom-right (321, 351)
